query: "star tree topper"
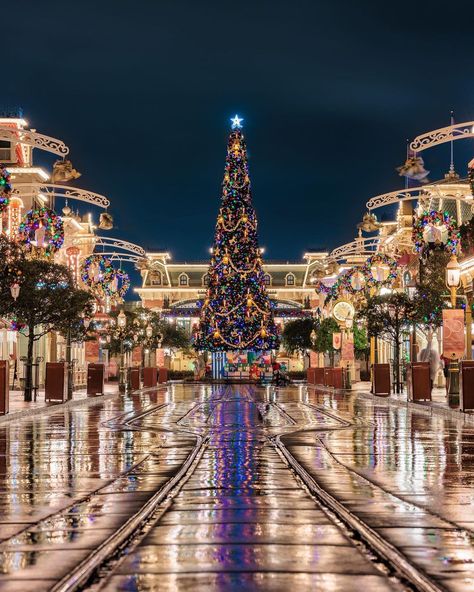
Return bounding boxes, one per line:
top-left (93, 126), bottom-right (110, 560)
top-left (231, 114), bottom-right (243, 129)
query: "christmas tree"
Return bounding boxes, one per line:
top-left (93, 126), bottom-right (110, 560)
top-left (195, 116), bottom-right (279, 352)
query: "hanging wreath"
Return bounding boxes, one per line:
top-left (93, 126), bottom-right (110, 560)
top-left (105, 267), bottom-right (130, 299)
top-left (18, 207), bottom-right (64, 255)
top-left (364, 253), bottom-right (398, 288)
top-left (81, 254), bottom-right (115, 297)
top-left (0, 164), bottom-right (12, 212)
top-left (338, 267), bottom-right (367, 294)
top-left (413, 210), bottom-right (460, 255)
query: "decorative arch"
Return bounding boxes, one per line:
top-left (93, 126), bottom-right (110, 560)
top-left (0, 126), bottom-right (69, 157)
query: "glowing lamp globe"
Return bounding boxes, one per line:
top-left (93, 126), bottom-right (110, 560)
top-left (117, 310), bottom-right (127, 329)
top-left (446, 255), bottom-right (461, 288)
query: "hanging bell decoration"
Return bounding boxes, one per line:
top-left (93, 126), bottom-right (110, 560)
top-left (357, 212), bottom-right (381, 233)
top-left (99, 212), bottom-right (114, 230)
top-left (51, 159), bottom-right (81, 184)
top-left (396, 156), bottom-right (430, 183)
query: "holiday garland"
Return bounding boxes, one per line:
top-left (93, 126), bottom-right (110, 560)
top-left (413, 210), bottom-right (460, 255)
top-left (364, 253), bottom-right (398, 288)
top-left (0, 164), bottom-right (12, 212)
top-left (17, 207), bottom-right (64, 255)
top-left (313, 279), bottom-right (333, 295)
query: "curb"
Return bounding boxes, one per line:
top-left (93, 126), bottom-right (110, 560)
top-left (0, 391), bottom-right (120, 425)
top-left (308, 384), bottom-right (474, 426)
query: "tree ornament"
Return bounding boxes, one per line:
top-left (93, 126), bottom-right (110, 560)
top-left (18, 207), bottom-right (64, 255)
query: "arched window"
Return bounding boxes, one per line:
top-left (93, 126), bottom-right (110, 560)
top-left (285, 273), bottom-right (295, 286)
top-left (150, 271), bottom-right (162, 286)
top-left (264, 273), bottom-right (272, 286)
top-left (202, 274), bottom-right (210, 286)
top-left (179, 273), bottom-right (189, 286)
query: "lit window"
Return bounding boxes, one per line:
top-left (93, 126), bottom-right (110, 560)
top-left (179, 273), bottom-right (189, 286)
top-left (150, 272), bottom-right (162, 286)
top-left (286, 273), bottom-right (295, 286)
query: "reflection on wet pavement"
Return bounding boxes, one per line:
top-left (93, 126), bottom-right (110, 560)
top-left (0, 383), bottom-right (473, 590)
top-left (107, 387), bottom-right (401, 592)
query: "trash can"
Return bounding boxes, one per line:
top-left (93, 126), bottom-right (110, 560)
top-left (45, 362), bottom-right (67, 403)
top-left (460, 361), bottom-right (474, 411)
top-left (0, 361), bottom-right (9, 415)
top-left (87, 363), bottom-right (105, 396)
top-left (314, 367), bottom-right (324, 385)
top-left (158, 367), bottom-right (168, 384)
top-left (324, 367), bottom-right (333, 387)
top-left (128, 367), bottom-right (140, 391)
top-left (373, 363), bottom-right (390, 396)
top-left (332, 367), bottom-right (343, 389)
top-left (408, 362), bottom-right (431, 401)
top-left (143, 367), bottom-right (158, 388)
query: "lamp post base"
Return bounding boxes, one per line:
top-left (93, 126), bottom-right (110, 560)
top-left (448, 359), bottom-right (460, 407)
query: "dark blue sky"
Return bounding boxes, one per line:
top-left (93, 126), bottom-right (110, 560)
top-left (4, 0), bottom-right (473, 262)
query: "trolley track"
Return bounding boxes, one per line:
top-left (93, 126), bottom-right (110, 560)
top-left (48, 386), bottom-right (233, 591)
top-left (3, 383), bottom-right (469, 591)
top-left (268, 388), bottom-right (473, 592)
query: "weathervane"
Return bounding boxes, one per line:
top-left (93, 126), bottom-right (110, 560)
top-left (231, 114), bottom-right (243, 129)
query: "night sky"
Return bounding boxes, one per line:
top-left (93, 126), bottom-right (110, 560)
top-left (5, 0), bottom-right (473, 265)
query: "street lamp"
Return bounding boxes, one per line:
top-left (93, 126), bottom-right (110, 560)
top-left (446, 254), bottom-right (461, 308)
top-left (117, 310), bottom-right (127, 392)
top-left (445, 255), bottom-right (462, 401)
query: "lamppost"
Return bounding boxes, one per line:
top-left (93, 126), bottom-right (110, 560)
top-left (146, 323), bottom-right (153, 366)
top-left (446, 255), bottom-right (461, 308)
top-left (445, 255), bottom-right (461, 401)
top-left (117, 310), bottom-right (127, 392)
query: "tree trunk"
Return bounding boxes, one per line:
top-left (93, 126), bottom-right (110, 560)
top-left (394, 335), bottom-right (401, 394)
top-left (24, 329), bottom-right (35, 402)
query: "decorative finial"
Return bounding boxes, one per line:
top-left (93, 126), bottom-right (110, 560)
top-left (230, 114), bottom-right (243, 129)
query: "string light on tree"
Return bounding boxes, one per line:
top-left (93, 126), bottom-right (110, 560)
top-left (195, 118), bottom-right (279, 352)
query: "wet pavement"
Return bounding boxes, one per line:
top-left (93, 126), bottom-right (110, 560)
top-left (0, 383), bottom-right (473, 590)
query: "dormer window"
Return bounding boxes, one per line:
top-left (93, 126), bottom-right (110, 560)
top-left (179, 273), bottom-right (189, 286)
top-left (202, 274), bottom-right (210, 286)
top-left (285, 273), bottom-right (295, 286)
top-left (150, 271), bottom-right (162, 286)
top-left (264, 273), bottom-right (272, 286)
